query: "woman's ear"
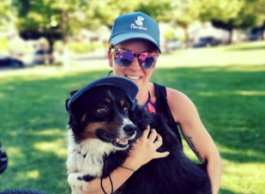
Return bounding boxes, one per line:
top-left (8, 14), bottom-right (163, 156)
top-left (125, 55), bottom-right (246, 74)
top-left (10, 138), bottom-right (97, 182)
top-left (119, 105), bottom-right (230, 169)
top-left (108, 50), bottom-right (113, 67)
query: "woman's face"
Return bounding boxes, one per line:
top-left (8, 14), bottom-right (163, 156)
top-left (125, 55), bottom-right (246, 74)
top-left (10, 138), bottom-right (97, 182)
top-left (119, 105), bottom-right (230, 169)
top-left (108, 39), bottom-right (158, 90)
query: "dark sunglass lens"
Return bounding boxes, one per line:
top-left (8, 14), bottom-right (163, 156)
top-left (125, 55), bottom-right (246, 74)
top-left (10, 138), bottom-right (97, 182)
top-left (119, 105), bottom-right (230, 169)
top-left (142, 56), bottom-right (155, 69)
top-left (114, 50), bottom-right (134, 67)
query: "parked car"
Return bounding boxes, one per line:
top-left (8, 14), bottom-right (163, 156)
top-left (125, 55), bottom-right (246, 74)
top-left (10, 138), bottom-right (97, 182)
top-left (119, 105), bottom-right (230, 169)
top-left (193, 37), bottom-right (221, 48)
top-left (0, 53), bottom-right (24, 67)
top-left (247, 29), bottom-right (263, 41)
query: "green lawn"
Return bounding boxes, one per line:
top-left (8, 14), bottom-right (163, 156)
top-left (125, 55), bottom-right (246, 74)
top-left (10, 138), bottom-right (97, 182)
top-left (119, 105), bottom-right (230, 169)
top-left (0, 41), bottom-right (265, 194)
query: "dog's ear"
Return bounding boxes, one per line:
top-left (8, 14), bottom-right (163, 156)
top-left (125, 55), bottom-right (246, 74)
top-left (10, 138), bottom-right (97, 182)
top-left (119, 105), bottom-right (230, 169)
top-left (65, 98), bottom-right (70, 112)
top-left (70, 90), bottom-right (78, 96)
top-left (65, 90), bottom-right (78, 112)
top-left (129, 101), bottom-right (152, 132)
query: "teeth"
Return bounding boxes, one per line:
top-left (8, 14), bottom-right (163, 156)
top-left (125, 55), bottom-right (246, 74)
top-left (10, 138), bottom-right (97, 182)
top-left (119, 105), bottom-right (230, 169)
top-left (126, 75), bottom-right (140, 80)
top-left (116, 138), bottom-right (128, 145)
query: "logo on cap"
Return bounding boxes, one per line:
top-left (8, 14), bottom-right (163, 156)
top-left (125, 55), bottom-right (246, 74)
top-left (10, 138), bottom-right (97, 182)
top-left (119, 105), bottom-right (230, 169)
top-left (131, 16), bottom-right (147, 31)
top-left (135, 16), bottom-right (144, 26)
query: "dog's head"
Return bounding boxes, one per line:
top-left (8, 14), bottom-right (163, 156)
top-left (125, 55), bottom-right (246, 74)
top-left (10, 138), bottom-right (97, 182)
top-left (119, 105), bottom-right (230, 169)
top-left (66, 77), bottom-right (140, 150)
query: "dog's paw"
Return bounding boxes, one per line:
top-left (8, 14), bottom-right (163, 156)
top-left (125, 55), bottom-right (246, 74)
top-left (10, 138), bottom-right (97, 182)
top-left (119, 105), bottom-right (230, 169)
top-left (68, 173), bottom-right (88, 194)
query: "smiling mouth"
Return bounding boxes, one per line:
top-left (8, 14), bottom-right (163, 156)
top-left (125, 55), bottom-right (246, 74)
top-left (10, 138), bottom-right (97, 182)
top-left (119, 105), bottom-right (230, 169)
top-left (125, 75), bottom-right (141, 81)
top-left (95, 130), bottom-right (136, 149)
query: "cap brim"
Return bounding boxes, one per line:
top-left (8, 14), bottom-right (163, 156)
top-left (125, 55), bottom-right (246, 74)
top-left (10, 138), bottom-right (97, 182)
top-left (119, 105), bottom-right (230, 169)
top-left (111, 33), bottom-right (161, 53)
top-left (67, 76), bottom-right (139, 112)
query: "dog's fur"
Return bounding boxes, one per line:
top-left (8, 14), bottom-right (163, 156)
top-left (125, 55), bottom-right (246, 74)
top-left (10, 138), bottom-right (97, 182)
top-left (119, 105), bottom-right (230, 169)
top-left (66, 85), bottom-right (212, 194)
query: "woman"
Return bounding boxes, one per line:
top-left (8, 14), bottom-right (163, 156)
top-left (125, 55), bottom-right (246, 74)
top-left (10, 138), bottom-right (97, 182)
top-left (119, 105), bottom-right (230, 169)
top-left (82, 12), bottom-right (222, 194)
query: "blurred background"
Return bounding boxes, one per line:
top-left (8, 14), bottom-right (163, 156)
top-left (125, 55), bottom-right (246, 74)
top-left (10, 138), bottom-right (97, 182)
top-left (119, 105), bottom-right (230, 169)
top-left (0, 0), bottom-right (264, 68)
top-left (0, 0), bottom-right (264, 194)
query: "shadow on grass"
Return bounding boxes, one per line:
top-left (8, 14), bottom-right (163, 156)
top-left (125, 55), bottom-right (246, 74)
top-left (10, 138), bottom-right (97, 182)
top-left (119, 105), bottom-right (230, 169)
top-left (0, 66), bottom-right (265, 193)
top-left (219, 188), bottom-right (244, 194)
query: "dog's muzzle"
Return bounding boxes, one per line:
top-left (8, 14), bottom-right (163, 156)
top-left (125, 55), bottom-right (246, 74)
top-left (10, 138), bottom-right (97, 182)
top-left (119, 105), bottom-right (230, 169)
top-left (95, 124), bottom-right (137, 149)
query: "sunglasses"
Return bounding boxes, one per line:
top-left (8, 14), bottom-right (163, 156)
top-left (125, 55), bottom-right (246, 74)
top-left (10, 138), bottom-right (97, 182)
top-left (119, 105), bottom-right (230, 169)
top-left (110, 48), bottom-right (159, 69)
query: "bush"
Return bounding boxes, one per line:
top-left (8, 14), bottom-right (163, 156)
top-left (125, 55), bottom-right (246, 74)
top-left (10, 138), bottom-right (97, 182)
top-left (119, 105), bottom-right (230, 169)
top-left (0, 36), bottom-right (8, 51)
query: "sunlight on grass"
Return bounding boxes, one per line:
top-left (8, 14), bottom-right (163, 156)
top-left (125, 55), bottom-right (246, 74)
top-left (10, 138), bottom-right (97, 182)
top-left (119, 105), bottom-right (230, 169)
top-left (0, 61), bottom-right (110, 79)
top-left (234, 91), bottom-right (265, 96)
top-left (33, 128), bottom-right (65, 136)
top-left (221, 160), bottom-right (264, 194)
top-left (16, 170), bottom-right (40, 181)
top-left (26, 170), bottom-right (40, 179)
top-left (198, 90), bottom-right (265, 97)
top-left (6, 147), bottom-right (23, 166)
top-left (223, 65), bottom-right (265, 72)
top-left (34, 139), bottom-right (67, 158)
top-left (182, 140), bottom-right (200, 162)
top-left (159, 41), bottom-right (265, 68)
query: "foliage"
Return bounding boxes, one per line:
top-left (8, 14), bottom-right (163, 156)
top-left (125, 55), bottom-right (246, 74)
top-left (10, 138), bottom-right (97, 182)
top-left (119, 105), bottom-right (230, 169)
top-left (199, 0), bottom-right (244, 23)
top-left (9, 0), bottom-right (185, 38)
top-left (0, 0), bottom-right (14, 24)
top-left (236, 0), bottom-right (265, 29)
top-left (88, 0), bottom-right (140, 28)
top-left (12, 0), bottom-right (86, 38)
top-left (199, 0), bottom-right (265, 42)
top-left (135, 0), bottom-right (172, 22)
top-left (170, 0), bottom-right (201, 29)
top-left (200, 0), bottom-right (265, 29)
top-left (4, 0), bottom-right (265, 48)
top-left (163, 29), bottom-right (176, 40)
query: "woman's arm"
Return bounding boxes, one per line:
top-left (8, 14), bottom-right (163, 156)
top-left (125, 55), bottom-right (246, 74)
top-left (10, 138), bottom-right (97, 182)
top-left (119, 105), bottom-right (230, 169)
top-left (167, 88), bottom-right (223, 194)
top-left (83, 126), bottom-right (170, 194)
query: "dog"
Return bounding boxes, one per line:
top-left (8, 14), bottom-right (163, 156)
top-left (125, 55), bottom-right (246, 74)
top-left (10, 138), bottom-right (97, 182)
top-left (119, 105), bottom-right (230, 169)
top-left (66, 76), bottom-right (212, 194)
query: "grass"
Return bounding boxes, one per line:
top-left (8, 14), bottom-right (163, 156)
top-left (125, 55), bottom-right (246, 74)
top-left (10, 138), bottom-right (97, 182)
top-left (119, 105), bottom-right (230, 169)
top-left (0, 41), bottom-right (265, 194)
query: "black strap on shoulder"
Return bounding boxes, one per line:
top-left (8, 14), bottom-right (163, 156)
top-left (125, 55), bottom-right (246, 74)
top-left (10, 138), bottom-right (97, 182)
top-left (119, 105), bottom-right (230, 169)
top-left (154, 83), bottom-right (183, 147)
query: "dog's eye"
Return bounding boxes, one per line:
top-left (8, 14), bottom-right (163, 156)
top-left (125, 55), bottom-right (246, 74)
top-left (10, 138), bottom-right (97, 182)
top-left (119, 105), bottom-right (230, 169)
top-left (123, 107), bottom-right (128, 112)
top-left (97, 108), bottom-right (107, 114)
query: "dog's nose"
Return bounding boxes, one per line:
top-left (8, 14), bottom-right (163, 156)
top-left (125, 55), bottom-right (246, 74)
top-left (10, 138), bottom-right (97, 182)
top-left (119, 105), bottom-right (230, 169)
top-left (123, 124), bottom-right (136, 134)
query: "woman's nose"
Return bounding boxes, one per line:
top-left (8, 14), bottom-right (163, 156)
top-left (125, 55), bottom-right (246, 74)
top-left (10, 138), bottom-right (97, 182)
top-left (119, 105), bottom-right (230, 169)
top-left (128, 57), bottom-right (141, 70)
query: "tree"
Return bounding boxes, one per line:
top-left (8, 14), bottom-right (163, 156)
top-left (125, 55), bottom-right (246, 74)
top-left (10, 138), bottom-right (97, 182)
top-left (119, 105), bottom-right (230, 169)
top-left (134, 0), bottom-right (172, 22)
top-left (200, 0), bottom-right (265, 43)
top-left (0, 0), bottom-right (15, 27)
top-left (12, 0), bottom-right (88, 44)
top-left (168, 0), bottom-right (202, 47)
top-left (83, 0), bottom-right (173, 29)
top-left (11, 0), bottom-right (113, 67)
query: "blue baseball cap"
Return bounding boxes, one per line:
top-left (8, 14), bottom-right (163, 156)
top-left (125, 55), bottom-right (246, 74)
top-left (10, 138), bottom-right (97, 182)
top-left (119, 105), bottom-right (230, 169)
top-left (67, 76), bottom-right (139, 112)
top-left (109, 12), bottom-right (161, 53)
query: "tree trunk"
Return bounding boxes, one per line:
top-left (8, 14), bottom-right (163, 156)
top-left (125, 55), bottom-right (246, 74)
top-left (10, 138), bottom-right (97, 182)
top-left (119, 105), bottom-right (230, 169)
top-left (61, 4), bottom-right (69, 69)
top-left (184, 26), bottom-right (190, 48)
top-left (228, 28), bottom-right (233, 44)
top-left (260, 21), bottom-right (265, 41)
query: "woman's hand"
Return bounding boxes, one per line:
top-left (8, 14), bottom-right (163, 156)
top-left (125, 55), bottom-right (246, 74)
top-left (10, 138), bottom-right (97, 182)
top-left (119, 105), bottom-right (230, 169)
top-left (123, 125), bottom-right (170, 170)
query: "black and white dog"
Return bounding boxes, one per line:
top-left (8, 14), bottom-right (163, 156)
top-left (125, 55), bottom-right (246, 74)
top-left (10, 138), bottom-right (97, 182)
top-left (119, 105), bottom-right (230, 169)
top-left (66, 76), bottom-right (212, 194)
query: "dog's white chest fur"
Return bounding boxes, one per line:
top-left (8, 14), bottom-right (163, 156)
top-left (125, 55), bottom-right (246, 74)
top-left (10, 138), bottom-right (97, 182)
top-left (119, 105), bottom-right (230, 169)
top-left (66, 129), bottom-right (116, 177)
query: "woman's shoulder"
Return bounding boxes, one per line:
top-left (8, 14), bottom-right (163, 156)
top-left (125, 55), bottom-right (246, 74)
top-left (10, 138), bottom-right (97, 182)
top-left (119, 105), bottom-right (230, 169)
top-left (165, 87), bottom-right (197, 121)
top-left (165, 87), bottom-right (189, 102)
